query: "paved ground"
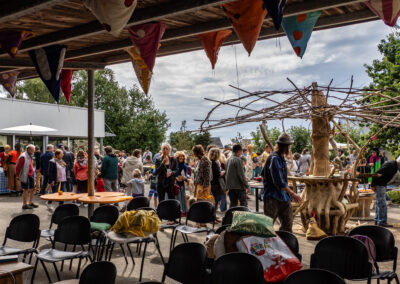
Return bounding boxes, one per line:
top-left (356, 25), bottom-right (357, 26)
top-left (0, 186), bottom-right (399, 283)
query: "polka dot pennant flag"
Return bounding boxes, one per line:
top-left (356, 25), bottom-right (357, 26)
top-left (0, 71), bottom-right (19, 97)
top-left (282, 11), bottom-right (321, 58)
top-left (128, 22), bottom-right (166, 72)
top-left (365, 0), bottom-right (400, 27)
top-left (197, 29), bottom-right (232, 69)
top-left (0, 30), bottom-right (34, 58)
top-left (85, 0), bottom-right (137, 37)
top-left (126, 47), bottom-right (152, 95)
top-left (262, 0), bottom-right (287, 30)
top-left (222, 0), bottom-right (267, 56)
top-left (61, 69), bottom-right (73, 104)
top-left (28, 45), bottom-right (67, 103)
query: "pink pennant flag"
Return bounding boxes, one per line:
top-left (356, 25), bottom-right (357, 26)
top-left (128, 22), bottom-right (166, 72)
top-left (61, 69), bottom-right (73, 104)
top-left (365, 0), bottom-right (400, 27)
top-left (0, 71), bottom-right (19, 97)
top-left (0, 30), bottom-right (34, 58)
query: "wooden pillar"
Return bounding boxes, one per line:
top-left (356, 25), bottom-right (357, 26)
top-left (87, 69), bottom-right (95, 217)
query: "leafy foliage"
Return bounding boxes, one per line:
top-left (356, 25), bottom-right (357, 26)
top-left (193, 132), bottom-right (212, 149)
top-left (169, 121), bottom-right (194, 151)
top-left (288, 126), bottom-right (312, 154)
top-left (231, 132), bottom-right (244, 144)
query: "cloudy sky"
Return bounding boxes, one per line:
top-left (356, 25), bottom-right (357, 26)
top-left (113, 20), bottom-right (391, 144)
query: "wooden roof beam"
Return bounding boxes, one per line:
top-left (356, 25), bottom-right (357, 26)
top-left (0, 59), bottom-right (105, 70)
top-left (0, 0), bottom-right (66, 23)
top-left (0, 0), bottom-right (236, 58)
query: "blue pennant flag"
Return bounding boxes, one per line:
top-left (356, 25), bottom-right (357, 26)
top-left (263, 0), bottom-right (287, 30)
top-left (282, 11), bottom-right (321, 58)
top-left (29, 45), bottom-right (66, 103)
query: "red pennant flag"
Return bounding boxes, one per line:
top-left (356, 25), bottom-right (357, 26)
top-left (197, 29), bottom-right (232, 69)
top-left (222, 0), bottom-right (267, 55)
top-left (61, 69), bottom-right (73, 104)
top-left (365, 0), bottom-right (400, 27)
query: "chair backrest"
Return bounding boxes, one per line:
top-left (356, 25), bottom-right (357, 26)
top-left (276, 230), bottom-right (302, 261)
top-left (54, 216), bottom-right (91, 246)
top-left (215, 224), bottom-right (230, 235)
top-left (310, 236), bottom-right (372, 280)
top-left (349, 225), bottom-right (396, 262)
top-left (79, 261), bottom-right (116, 284)
top-left (222, 206), bottom-right (250, 226)
top-left (137, 207), bottom-right (156, 212)
top-left (165, 242), bottom-right (207, 283)
top-left (51, 203), bottom-right (80, 227)
top-left (186, 201), bottom-right (215, 224)
top-left (156, 199), bottom-right (181, 222)
top-left (5, 214), bottom-right (40, 243)
top-left (211, 252), bottom-right (264, 284)
top-left (91, 205), bottom-right (119, 226)
top-left (127, 196), bottom-right (150, 211)
top-left (284, 269), bottom-right (346, 284)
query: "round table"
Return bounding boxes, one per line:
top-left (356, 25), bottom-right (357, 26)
top-left (40, 192), bottom-right (86, 202)
top-left (78, 195), bottom-right (132, 204)
top-left (93, 192), bottom-right (124, 197)
top-left (248, 181), bottom-right (263, 212)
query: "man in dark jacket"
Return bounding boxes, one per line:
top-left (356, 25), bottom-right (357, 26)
top-left (226, 144), bottom-right (249, 207)
top-left (101, 146), bottom-right (119, 192)
top-left (39, 144), bottom-right (54, 195)
top-left (371, 156), bottom-right (400, 227)
top-left (62, 145), bottom-right (75, 192)
top-left (262, 133), bottom-right (302, 232)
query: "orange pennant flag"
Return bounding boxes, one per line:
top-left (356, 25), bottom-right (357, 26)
top-left (126, 47), bottom-right (152, 95)
top-left (197, 29), bottom-right (232, 69)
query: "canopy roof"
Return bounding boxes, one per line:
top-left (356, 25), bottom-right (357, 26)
top-left (1, 0), bottom-right (378, 80)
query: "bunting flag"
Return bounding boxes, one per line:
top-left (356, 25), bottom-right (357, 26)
top-left (84, 0), bottom-right (137, 37)
top-left (365, 0), bottom-right (400, 27)
top-left (126, 47), bottom-right (152, 94)
top-left (128, 22), bottom-right (166, 72)
top-left (61, 69), bottom-right (73, 104)
top-left (282, 11), bottom-right (321, 58)
top-left (263, 0), bottom-right (287, 30)
top-left (0, 30), bottom-right (34, 58)
top-left (197, 29), bottom-right (232, 69)
top-left (28, 45), bottom-right (66, 103)
top-left (0, 71), bottom-right (19, 97)
top-left (222, 0), bottom-right (267, 56)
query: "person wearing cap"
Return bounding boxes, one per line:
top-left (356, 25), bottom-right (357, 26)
top-left (262, 133), bottom-right (302, 232)
top-left (370, 156), bottom-right (400, 228)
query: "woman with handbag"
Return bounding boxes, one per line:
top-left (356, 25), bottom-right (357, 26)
top-left (208, 148), bottom-right (225, 209)
top-left (155, 143), bottom-right (178, 202)
top-left (175, 151), bottom-right (189, 216)
top-left (192, 145), bottom-right (213, 204)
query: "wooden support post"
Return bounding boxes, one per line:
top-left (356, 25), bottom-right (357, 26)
top-left (87, 69), bottom-right (95, 218)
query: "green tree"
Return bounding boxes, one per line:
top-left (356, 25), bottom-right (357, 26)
top-left (250, 127), bottom-right (266, 153)
top-left (231, 132), bottom-right (244, 144)
top-left (363, 32), bottom-right (400, 156)
top-left (288, 126), bottom-right (311, 154)
top-left (193, 132), bottom-right (212, 149)
top-left (169, 120), bottom-right (194, 151)
top-left (265, 127), bottom-right (281, 147)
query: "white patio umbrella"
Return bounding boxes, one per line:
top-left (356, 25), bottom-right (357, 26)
top-left (1, 123), bottom-right (57, 135)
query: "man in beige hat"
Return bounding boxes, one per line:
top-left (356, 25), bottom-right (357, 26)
top-left (262, 133), bottom-right (302, 232)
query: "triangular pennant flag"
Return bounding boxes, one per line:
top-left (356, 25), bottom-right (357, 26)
top-left (84, 0), bottom-right (137, 37)
top-left (28, 45), bottom-right (66, 103)
top-left (61, 69), bottom-right (73, 104)
top-left (222, 0), bottom-right (267, 55)
top-left (282, 11), bottom-right (321, 58)
top-left (128, 22), bottom-right (166, 72)
top-left (0, 30), bottom-right (34, 58)
top-left (0, 71), bottom-right (19, 97)
top-left (197, 29), bottom-right (232, 69)
top-left (365, 0), bottom-right (400, 27)
top-left (126, 47), bottom-right (152, 94)
top-left (263, 0), bottom-right (287, 30)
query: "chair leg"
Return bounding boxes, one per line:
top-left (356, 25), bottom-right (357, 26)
top-left (139, 241), bottom-right (149, 282)
top-left (169, 228), bottom-right (176, 254)
top-left (69, 244), bottom-right (76, 271)
top-left (171, 230), bottom-right (177, 250)
top-left (182, 232), bottom-right (189, 243)
top-left (30, 258), bottom-right (39, 284)
top-left (127, 243), bottom-right (135, 265)
top-left (108, 243), bottom-right (115, 261)
top-left (40, 260), bottom-right (52, 283)
top-left (52, 262), bottom-right (61, 281)
top-left (60, 243), bottom-right (67, 272)
top-left (395, 274), bottom-right (400, 284)
top-left (155, 238), bottom-right (165, 266)
top-left (76, 257), bottom-right (83, 278)
top-left (120, 244), bottom-right (128, 264)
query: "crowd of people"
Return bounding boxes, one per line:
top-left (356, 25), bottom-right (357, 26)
top-left (0, 135), bottom-right (399, 231)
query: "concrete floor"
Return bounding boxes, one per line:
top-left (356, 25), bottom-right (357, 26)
top-left (0, 187), bottom-right (399, 284)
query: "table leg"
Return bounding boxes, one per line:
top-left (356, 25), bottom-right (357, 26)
top-left (255, 188), bottom-right (259, 212)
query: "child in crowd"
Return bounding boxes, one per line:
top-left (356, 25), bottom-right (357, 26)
top-left (127, 169), bottom-right (145, 198)
top-left (148, 169), bottom-right (158, 208)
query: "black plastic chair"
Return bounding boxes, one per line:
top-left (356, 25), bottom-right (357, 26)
top-left (172, 201), bottom-right (215, 248)
top-left (284, 268), bottom-right (346, 284)
top-left (156, 199), bottom-right (182, 254)
top-left (162, 242), bottom-right (207, 284)
top-left (41, 203), bottom-right (79, 242)
top-left (349, 225), bottom-right (399, 284)
top-left (31, 216), bottom-right (92, 284)
top-left (0, 214), bottom-right (40, 263)
top-left (211, 252), bottom-right (264, 284)
top-left (215, 224), bottom-right (230, 235)
top-left (276, 230), bottom-right (302, 262)
top-left (310, 236), bottom-right (373, 284)
top-left (127, 196), bottom-right (150, 211)
top-left (221, 206), bottom-right (250, 226)
top-left (79, 261), bottom-right (116, 284)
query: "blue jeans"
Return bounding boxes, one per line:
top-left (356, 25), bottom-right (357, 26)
top-left (374, 185), bottom-right (387, 224)
top-left (220, 193), bottom-right (227, 212)
top-left (40, 174), bottom-right (49, 194)
top-left (175, 185), bottom-right (187, 213)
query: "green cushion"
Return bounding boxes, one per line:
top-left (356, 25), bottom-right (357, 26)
top-left (90, 222), bottom-right (112, 231)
